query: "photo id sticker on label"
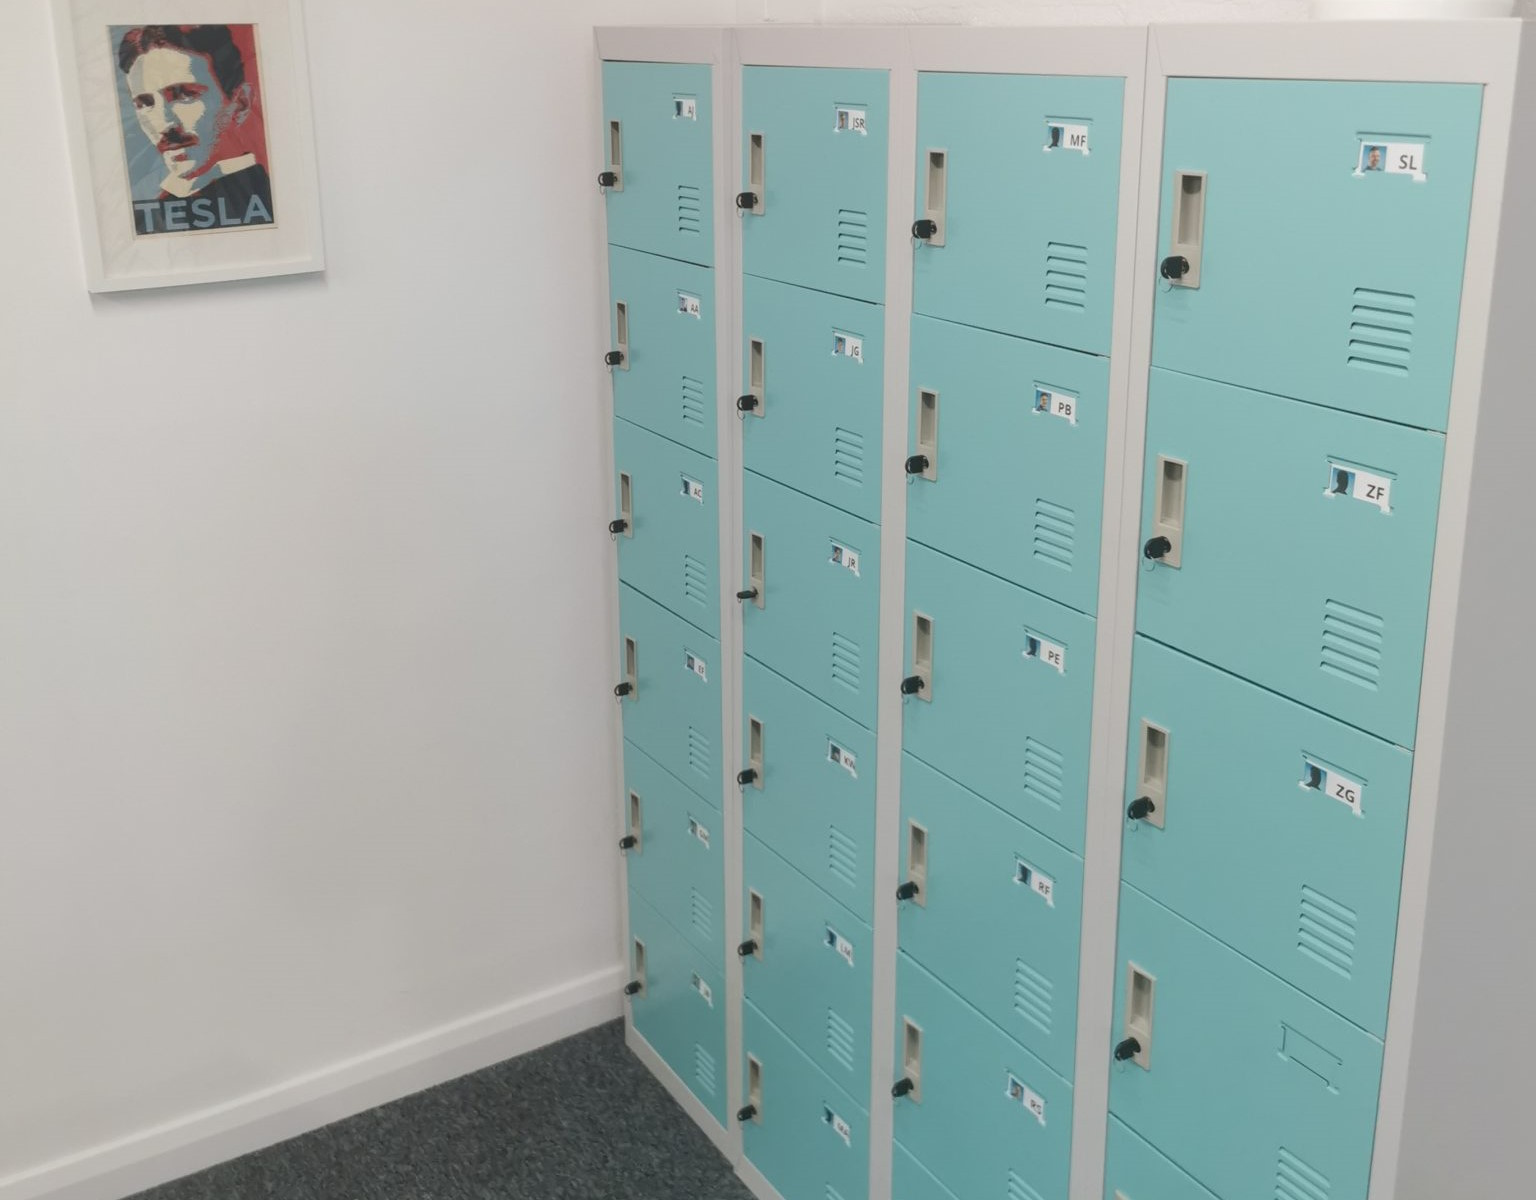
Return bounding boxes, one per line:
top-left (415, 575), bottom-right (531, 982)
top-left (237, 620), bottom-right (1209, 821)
top-left (1301, 756), bottom-right (1365, 817)
top-left (1033, 385), bottom-right (1078, 425)
top-left (1005, 1073), bottom-right (1047, 1125)
top-left (684, 650), bottom-right (708, 683)
top-left (834, 107), bottom-right (868, 135)
top-left (691, 972), bottom-right (714, 1007)
top-left (1044, 120), bottom-right (1091, 155)
top-left (680, 475), bottom-right (705, 503)
top-left (828, 740), bottom-right (858, 779)
top-left (677, 291), bottom-right (702, 318)
top-left (1327, 462), bottom-right (1394, 513)
top-left (1023, 634), bottom-right (1066, 674)
top-left (826, 926), bottom-right (856, 967)
top-left (673, 95), bottom-right (698, 121)
top-left (824, 1107), bottom-right (853, 1146)
top-left (831, 331), bottom-right (864, 363)
top-left (829, 541), bottom-right (862, 577)
top-left (1356, 140), bottom-right (1427, 181)
top-left (688, 817), bottom-right (711, 849)
top-left (1015, 860), bottom-right (1056, 907)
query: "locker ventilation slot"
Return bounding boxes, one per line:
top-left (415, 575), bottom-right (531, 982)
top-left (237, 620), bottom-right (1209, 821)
top-left (694, 1043), bottom-right (718, 1096)
top-left (683, 555), bottom-right (710, 610)
top-left (827, 1188), bottom-right (847, 1200)
top-left (831, 633), bottom-right (862, 694)
top-left (828, 825), bottom-right (859, 890)
top-left (1022, 739), bottom-right (1065, 811)
top-left (690, 889), bottom-right (714, 943)
top-left (1044, 242), bottom-right (1089, 313)
top-left (1298, 886), bottom-right (1358, 979)
top-left (677, 184), bottom-right (703, 237)
top-left (1321, 600), bottom-right (1385, 691)
top-left (833, 427), bottom-right (866, 488)
top-left (1012, 959), bottom-right (1054, 1036)
top-left (682, 376), bottom-right (707, 428)
top-left (1276, 1148), bottom-right (1331, 1200)
top-left (836, 209), bottom-right (870, 267)
top-left (826, 1008), bottom-right (857, 1072)
top-left (1007, 1170), bottom-right (1047, 1200)
top-left (1347, 288), bottom-right (1414, 378)
top-left (1032, 500), bottom-right (1076, 572)
top-left (687, 726), bottom-right (711, 780)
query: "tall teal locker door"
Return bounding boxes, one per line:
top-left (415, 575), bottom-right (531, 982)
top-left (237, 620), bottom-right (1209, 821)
top-left (1121, 636), bottom-right (1413, 1035)
top-left (1108, 885), bottom-right (1385, 1200)
top-left (1137, 369), bottom-right (1445, 748)
top-left (740, 66), bottom-right (890, 303)
top-left (626, 888), bottom-right (728, 1126)
top-left (616, 583), bottom-right (722, 805)
top-left (1152, 78), bottom-right (1482, 431)
top-left (897, 754), bottom-right (1084, 1080)
top-left (600, 61), bottom-right (714, 266)
top-left (742, 835), bottom-right (873, 1103)
top-left (741, 276), bottom-right (885, 523)
top-left (741, 658), bottom-right (876, 924)
top-left (911, 72), bottom-right (1124, 354)
top-left (742, 472), bottom-right (881, 730)
top-left (1103, 1117), bottom-right (1219, 1200)
top-left (613, 418), bottom-right (720, 637)
top-left (892, 954), bottom-right (1073, 1200)
top-left (902, 541), bottom-right (1096, 854)
top-left (743, 1002), bottom-right (870, 1200)
top-left (607, 246), bottom-right (717, 458)
top-left (907, 315), bottom-right (1110, 615)
top-left (622, 740), bottom-right (724, 970)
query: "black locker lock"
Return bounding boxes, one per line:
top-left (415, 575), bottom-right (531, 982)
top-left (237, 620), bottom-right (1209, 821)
top-left (604, 350), bottom-right (625, 368)
top-left (1113, 1037), bottom-right (1142, 1062)
top-left (899, 675), bottom-right (926, 696)
top-left (608, 519), bottom-right (629, 535)
top-left (736, 191), bottom-right (759, 210)
top-left (736, 1104), bottom-right (759, 1123)
top-left (891, 1077), bottom-right (916, 1099)
top-left (598, 170), bottom-right (619, 189)
top-left (737, 938), bottom-right (759, 958)
top-left (911, 218), bottom-right (938, 240)
top-left (1159, 255), bottom-right (1190, 282)
top-left (623, 980), bottom-right (642, 996)
top-left (736, 587), bottom-right (760, 602)
top-left (904, 454), bottom-right (931, 476)
top-left (619, 834), bottom-right (638, 852)
top-left (736, 768), bottom-right (759, 787)
top-left (1127, 796), bottom-right (1157, 822)
top-left (613, 681), bottom-right (634, 699)
top-left (1143, 536), bottom-right (1172, 561)
top-left (736, 394), bottom-right (760, 413)
top-left (895, 880), bottom-right (921, 902)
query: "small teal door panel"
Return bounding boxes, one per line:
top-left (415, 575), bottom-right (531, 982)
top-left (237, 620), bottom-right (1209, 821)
top-left (742, 658), bottom-right (876, 924)
top-left (601, 61), bottom-right (714, 266)
top-left (902, 541), bottom-right (1097, 854)
top-left (743, 1001), bottom-right (870, 1200)
top-left (893, 954), bottom-right (1073, 1200)
top-left (907, 315), bottom-right (1110, 615)
top-left (743, 835), bottom-right (873, 1102)
top-left (741, 67), bottom-right (890, 303)
top-left (622, 740), bottom-right (724, 970)
top-left (743, 472), bottom-right (881, 730)
top-left (608, 246), bottom-right (717, 458)
top-left (898, 753), bottom-right (1083, 1080)
top-left (1109, 885), bottom-right (1385, 1200)
top-left (1122, 636), bottom-right (1413, 1035)
top-left (893, 1143), bottom-right (960, 1200)
top-left (617, 583), bottom-right (722, 806)
top-left (614, 417), bottom-right (720, 637)
top-left (1137, 369), bottom-right (1445, 748)
top-left (742, 276), bottom-right (885, 523)
top-left (1153, 78), bottom-right (1482, 431)
top-left (627, 887), bottom-right (728, 1127)
top-left (1103, 1117), bottom-right (1220, 1200)
top-left (912, 72), bottom-right (1125, 354)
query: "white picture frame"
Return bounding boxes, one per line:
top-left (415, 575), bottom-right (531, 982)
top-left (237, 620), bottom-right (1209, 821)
top-left (50, 0), bottom-right (324, 292)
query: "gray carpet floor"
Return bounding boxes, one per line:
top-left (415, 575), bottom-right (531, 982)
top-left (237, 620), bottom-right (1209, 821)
top-left (130, 1020), bottom-right (753, 1200)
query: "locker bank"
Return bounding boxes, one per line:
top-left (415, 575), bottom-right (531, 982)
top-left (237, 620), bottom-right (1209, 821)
top-left (599, 19), bottom-right (1536, 1200)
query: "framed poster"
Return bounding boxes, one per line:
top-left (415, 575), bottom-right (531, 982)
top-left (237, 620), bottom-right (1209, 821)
top-left (51, 0), bottom-right (324, 292)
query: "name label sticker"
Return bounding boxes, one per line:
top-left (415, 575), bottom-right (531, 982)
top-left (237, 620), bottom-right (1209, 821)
top-left (691, 972), bottom-right (713, 1006)
top-left (1006, 1073), bottom-right (1047, 1125)
top-left (832, 331), bottom-right (864, 363)
top-left (673, 95), bottom-right (698, 120)
top-left (1023, 633), bottom-right (1066, 674)
top-left (1356, 140), bottom-right (1427, 181)
top-left (826, 926), bottom-right (856, 967)
top-left (677, 291), bottom-right (702, 318)
top-left (688, 817), bottom-right (711, 848)
top-left (684, 650), bottom-right (708, 683)
top-left (680, 475), bottom-right (705, 503)
top-left (1015, 859), bottom-right (1056, 907)
top-left (824, 1106), bottom-right (853, 1146)
top-left (1034, 385), bottom-right (1078, 425)
top-left (1302, 756), bottom-right (1365, 817)
top-left (1045, 120), bottom-right (1090, 154)
top-left (828, 740), bottom-right (858, 779)
top-left (834, 107), bottom-right (868, 135)
top-left (829, 541), bottom-right (862, 577)
top-left (1327, 462), bottom-right (1394, 513)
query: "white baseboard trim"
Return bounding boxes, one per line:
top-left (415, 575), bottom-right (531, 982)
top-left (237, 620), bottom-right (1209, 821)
top-left (623, 1022), bottom-right (734, 1160)
top-left (735, 1154), bottom-right (788, 1200)
top-left (2, 964), bottom-right (626, 1200)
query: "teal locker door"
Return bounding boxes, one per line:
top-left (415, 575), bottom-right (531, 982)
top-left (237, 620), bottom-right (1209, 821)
top-left (741, 276), bottom-right (885, 523)
top-left (893, 1143), bottom-right (960, 1200)
top-left (1109, 885), bottom-right (1385, 1200)
top-left (898, 753), bottom-right (1083, 1080)
top-left (743, 1001), bottom-right (870, 1200)
top-left (743, 472), bottom-right (881, 730)
top-left (912, 72), bottom-right (1125, 354)
top-left (626, 888), bottom-right (728, 1127)
top-left (607, 247), bottom-right (717, 458)
top-left (741, 67), bottom-right (890, 303)
top-left (614, 418), bottom-right (720, 637)
top-left (1122, 636), bottom-right (1413, 1035)
top-left (892, 954), bottom-right (1073, 1200)
top-left (617, 583), bottom-right (722, 805)
top-left (1137, 369), bottom-right (1445, 748)
top-left (1152, 78), bottom-right (1482, 431)
top-left (902, 541), bottom-right (1096, 854)
top-left (601, 61), bottom-right (714, 266)
top-left (1103, 1117), bottom-right (1219, 1200)
top-left (622, 740), bottom-right (724, 970)
top-left (742, 835), bottom-right (873, 1102)
top-left (741, 658), bottom-right (876, 924)
top-left (907, 315), bottom-right (1110, 615)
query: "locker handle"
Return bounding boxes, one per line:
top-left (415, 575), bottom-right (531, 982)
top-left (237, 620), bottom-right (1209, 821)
top-left (1164, 170), bottom-right (1206, 288)
top-left (1149, 457), bottom-right (1187, 568)
top-left (902, 822), bottom-right (928, 908)
top-left (741, 133), bottom-right (765, 215)
top-left (916, 149), bottom-right (947, 245)
top-left (1113, 1037), bottom-right (1142, 1062)
top-left (614, 473), bottom-right (633, 540)
top-left (1127, 796), bottom-right (1157, 822)
top-left (603, 120), bottom-right (624, 192)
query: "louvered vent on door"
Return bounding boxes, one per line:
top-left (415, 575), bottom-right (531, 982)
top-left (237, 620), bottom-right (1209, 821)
top-left (687, 726), bottom-right (711, 780)
top-left (1012, 959), bottom-right (1054, 1036)
top-left (1007, 1170), bottom-right (1047, 1200)
top-left (681, 376), bottom-right (707, 429)
top-left (690, 889), bottom-right (713, 942)
top-left (826, 1008), bottom-right (857, 1073)
top-left (1298, 885), bottom-right (1358, 979)
top-left (1276, 1148), bottom-right (1331, 1200)
top-left (1022, 738), bottom-right (1065, 810)
top-left (833, 427), bottom-right (865, 488)
top-left (694, 1043), bottom-right (718, 1096)
top-left (1044, 242), bottom-right (1088, 312)
top-left (1347, 288), bottom-right (1414, 377)
top-left (1033, 500), bottom-right (1076, 572)
top-left (677, 184), bottom-right (703, 236)
top-left (828, 825), bottom-right (859, 891)
top-left (837, 209), bottom-right (870, 267)
top-left (683, 554), bottom-right (709, 610)
top-left (831, 633), bottom-right (862, 694)
top-left (1321, 599), bottom-right (1385, 691)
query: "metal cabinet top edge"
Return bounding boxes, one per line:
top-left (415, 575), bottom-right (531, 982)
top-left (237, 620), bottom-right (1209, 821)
top-left (734, 24), bottom-right (915, 69)
top-left (595, 26), bottom-right (730, 65)
top-left (910, 24), bottom-right (1149, 77)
